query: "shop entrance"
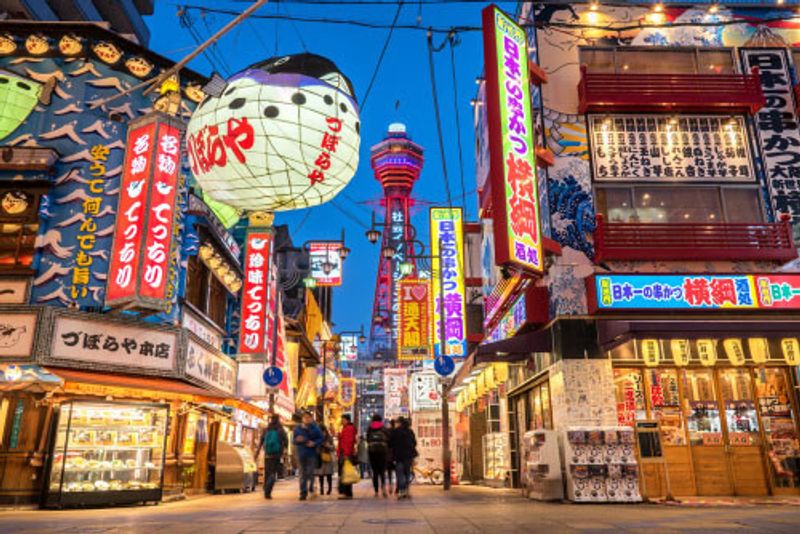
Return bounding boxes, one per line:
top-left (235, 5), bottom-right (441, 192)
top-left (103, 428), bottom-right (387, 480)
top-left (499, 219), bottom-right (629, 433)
top-left (615, 366), bottom-right (799, 497)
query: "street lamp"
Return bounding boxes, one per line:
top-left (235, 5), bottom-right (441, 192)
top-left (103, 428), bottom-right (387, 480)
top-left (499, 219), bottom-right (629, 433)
top-left (303, 276), bottom-right (317, 289)
top-left (398, 260), bottom-right (414, 276)
top-left (381, 246), bottom-right (395, 260)
top-left (338, 245), bottom-right (351, 260)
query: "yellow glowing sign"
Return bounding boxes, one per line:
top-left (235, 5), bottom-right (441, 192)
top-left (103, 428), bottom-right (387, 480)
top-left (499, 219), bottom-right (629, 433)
top-left (430, 207), bottom-right (467, 358)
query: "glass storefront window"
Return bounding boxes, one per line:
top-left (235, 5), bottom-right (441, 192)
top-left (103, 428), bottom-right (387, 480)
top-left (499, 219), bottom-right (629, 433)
top-left (530, 388), bottom-right (543, 431)
top-left (683, 370), bottom-right (723, 446)
top-left (755, 368), bottom-right (800, 489)
top-left (718, 368), bottom-right (760, 446)
top-left (614, 369), bottom-right (646, 427)
top-left (581, 47), bottom-right (735, 75)
top-left (646, 368), bottom-right (686, 446)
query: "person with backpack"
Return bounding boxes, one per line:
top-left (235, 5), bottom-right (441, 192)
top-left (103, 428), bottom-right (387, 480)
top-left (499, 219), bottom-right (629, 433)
top-left (366, 414), bottom-right (390, 498)
top-left (294, 410), bottom-right (323, 501)
top-left (255, 414), bottom-right (288, 499)
top-left (389, 416), bottom-right (417, 499)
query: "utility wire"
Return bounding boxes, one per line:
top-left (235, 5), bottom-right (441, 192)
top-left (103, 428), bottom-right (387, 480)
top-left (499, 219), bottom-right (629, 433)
top-left (448, 31), bottom-right (467, 210)
top-left (426, 30), bottom-right (453, 210)
top-left (360, 1), bottom-right (404, 111)
top-left (331, 198), bottom-right (371, 229)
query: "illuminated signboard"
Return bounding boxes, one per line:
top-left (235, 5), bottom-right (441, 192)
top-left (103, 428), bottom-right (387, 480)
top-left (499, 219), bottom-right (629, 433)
top-left (239, 231), bottom-right (273, 353)
top-left (482, 5), bottom-right (543, 274)
top-left (337, 377), bottom-right (357, 407)
top-left (106, 114), bottom-right (183, 312)
top-left (340, 333), bottom-right (359, 361)
top-left (397, 278), bottom-right (432, 360)
top-left (308, 242), bottom-right (343, 286)
top-left (483, 293), bottom-right (526, 344)
top-left (431, 207), bottom-right (467, 358)
top-left (589, 274), bottom-right (800, 311)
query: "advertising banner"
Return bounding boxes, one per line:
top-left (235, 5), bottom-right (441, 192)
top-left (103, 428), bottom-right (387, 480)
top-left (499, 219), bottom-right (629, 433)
top-left (589, 273), bottom-right (800, 311)
top-left (410, 371), bottom-right (440, 412)
top-left (482, 5), bottom-right (543, 274)
top-left (309, 242), bottom-right (343, 286)
top-left (431, 208), bottom-right (467, 358)
top-left (185, 335), bottom-right (237, 395)
top-left (741, 48), bottom-right (800, 231)
top-left (49, 314), bottom-right (178, 374)
top-left (0, 312), bottom-right (37, 360)
top-left (383, 367), bottom-right (409, 420)
top-left (340, 333), bottom-right (359, 361)
top-left (397, 278), bottom-right (432, 360)
top-left (239, 231), bottom-right (273, 354)
top-left (106, 114), bottom-right (183, 311)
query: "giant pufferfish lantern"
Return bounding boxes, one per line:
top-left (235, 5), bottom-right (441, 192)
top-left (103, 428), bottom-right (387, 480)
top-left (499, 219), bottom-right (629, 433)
top-left (186, 53), bottom-right (360, 212)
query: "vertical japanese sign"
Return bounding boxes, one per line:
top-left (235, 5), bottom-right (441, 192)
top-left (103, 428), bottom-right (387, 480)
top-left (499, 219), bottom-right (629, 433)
top-left (106, 121), bottom-right (155, 304)
top-left (384, 367), bottom-right (410, 420)
top-left (397, 279), bottom-right (432, 360)
top-left (71, 144), bottom-right (109, 301)
top-left (431, 208), bottom-right (467, 358)
top-left (741, 48), bottom-right (800, 231)
top-left (482, 4), bottom-right (543, 274)
top-left (106, 114), bottom-right (183, 311)
top-left (239, 231), bottom-right (272, 354)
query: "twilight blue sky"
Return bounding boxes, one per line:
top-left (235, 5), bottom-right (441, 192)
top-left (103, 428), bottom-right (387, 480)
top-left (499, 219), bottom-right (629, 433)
top-left (147, 1), bottom-right (516, 333)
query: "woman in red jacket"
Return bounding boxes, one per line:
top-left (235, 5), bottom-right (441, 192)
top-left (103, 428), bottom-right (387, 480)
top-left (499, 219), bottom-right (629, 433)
top-left (337, 414), bottom-right (357, 499)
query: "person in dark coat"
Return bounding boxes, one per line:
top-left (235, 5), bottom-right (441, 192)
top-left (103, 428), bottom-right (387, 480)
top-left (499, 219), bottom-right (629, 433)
top-left (315, 424), bottom-right (336, 495)
top-left (294, 410), bottom-right (323, 501)
top-left (255, 414), bottom-right (289, 499)
top-left (388, 416), bottom-right (417, 499)
top-left (366, 414), bottom-right (390, 498)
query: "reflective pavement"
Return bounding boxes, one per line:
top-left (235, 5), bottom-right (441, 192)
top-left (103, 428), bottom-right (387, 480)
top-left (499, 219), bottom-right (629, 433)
top-left (2, 480), bottom-right (800, 533)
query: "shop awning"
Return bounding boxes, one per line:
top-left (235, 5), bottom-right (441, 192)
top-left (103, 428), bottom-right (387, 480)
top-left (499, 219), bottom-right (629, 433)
top-left (45, 368), bottom-right (268, 419)
top-left (475, 327), bottom-right (553, 363)
top-left (598, 319), bottom-right (800, 350)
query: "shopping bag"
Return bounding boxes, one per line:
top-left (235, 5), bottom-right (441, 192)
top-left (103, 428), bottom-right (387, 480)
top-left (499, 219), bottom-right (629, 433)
top-left (342, 458), bottom-right (360, 485)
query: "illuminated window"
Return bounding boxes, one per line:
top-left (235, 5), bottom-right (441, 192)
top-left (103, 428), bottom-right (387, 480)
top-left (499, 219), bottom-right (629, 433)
top-left (581, 47), bottom-right (736, 75)
top-left (0, 187), bottom-right (45, 270)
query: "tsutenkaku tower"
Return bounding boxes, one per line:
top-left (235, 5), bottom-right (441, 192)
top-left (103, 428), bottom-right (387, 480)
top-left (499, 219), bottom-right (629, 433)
top-left (369, 123), bottom-right (424, 357)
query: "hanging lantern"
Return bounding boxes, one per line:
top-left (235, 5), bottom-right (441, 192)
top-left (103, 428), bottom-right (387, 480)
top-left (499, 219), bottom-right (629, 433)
top-left (456, 391), bottom-right (465, 412)
top-left (494, 362), bottom-right (509, 383)
top-left (748, 338), bottom-right (769, 364)
top-left (671, 339), bottom-right (690, 367)
top-left (485, 365), bottom-right (496, 389)
top-left (640, 339), bottom-right (661, 367)
top-left (186, 53), bottom-right (360, 212)
top-left (477, 373), bottom-right (486, 397)
top-left (697, 339), bottom-right (718, 367)
top-left (468, 382), bottom-right (478, 404)
top-left (723, 338), bottom-right (746, 366)
top-left (781, 338), bottom-right (800, 366)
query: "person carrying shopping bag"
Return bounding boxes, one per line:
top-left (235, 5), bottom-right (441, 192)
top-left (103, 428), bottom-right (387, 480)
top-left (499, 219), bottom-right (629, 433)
top-left (336, 414), bottom-right (358, 499)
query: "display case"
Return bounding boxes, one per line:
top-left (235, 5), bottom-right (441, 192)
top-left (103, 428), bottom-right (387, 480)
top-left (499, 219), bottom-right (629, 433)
top-left (482, 432), bottom-right (510, 482)
top-left (44, 400), bottom-right (168, 508)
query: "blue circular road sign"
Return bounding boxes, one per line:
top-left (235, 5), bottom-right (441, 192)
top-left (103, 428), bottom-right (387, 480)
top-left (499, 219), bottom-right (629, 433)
top-left (434, 355), bottom-right (455, 376)
top-left (263, 366), bottom-right (284, 387)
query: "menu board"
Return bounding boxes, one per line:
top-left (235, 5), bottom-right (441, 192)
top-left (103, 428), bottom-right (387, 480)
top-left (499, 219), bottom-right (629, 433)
top-left (589, 114), bottom-right (753, 183)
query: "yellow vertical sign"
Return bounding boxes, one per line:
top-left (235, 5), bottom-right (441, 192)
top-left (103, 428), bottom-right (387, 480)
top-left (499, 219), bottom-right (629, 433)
top-left (430, 207), bottom-right (467, 358)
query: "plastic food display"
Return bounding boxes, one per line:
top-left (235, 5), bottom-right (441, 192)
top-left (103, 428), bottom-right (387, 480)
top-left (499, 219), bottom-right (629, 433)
top-left (45, 401), bottom-right (169, 508)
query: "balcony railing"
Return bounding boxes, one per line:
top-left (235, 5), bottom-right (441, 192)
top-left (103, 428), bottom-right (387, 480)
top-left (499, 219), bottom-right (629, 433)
top-left (578, 65), bottom-right (765, 115)
top-left (594, 214), bottom-right (797, 263)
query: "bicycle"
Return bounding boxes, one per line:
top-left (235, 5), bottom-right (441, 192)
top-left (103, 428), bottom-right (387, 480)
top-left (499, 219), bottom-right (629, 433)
top-left (411, 462), bottom-right (445, 485)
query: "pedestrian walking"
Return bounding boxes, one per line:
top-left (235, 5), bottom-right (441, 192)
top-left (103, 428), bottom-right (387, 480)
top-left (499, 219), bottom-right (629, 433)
top-left (366, 414), bottom-right (390, 498)
top-left (337, 414), bottom-right (357, 499)
top-left (357, 436), bottom-right (370, 479)
top-left (385, 419), bottom-right (396, 493)
top-left (293, 410), bottom-right (323, 501)
top-left (315, 424), bottom-right (336, 496)
top-left (254, 414), bottom-right (288, 500)
top-left (389, 416), bottom-right (417, 499)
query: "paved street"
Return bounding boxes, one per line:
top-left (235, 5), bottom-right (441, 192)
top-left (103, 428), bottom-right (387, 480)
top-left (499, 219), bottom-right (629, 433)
top-left (2, 481), bottom-right (800, 533)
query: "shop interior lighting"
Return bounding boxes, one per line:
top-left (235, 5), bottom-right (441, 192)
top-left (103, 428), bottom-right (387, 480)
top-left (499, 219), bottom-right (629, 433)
top-left (589, 1), bottom-right (600, 11)
top-left (708, 4), bottom-right (720, 14)
top-left (653, 3), bottom-right (664, 12)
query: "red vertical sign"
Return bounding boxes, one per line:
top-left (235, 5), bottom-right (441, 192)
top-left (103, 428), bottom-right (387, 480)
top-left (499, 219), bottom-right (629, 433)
top-left (106, 121), bottom-right (156, 303)
top-left (140, 123), bottom-right (181, 300)
top-left (106, 114), bottom-right (184, 311)
top-left (239, 231), bottom-right (272, 354)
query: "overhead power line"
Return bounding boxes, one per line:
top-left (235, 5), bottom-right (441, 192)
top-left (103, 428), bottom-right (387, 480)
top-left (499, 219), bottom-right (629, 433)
top-left (360, 0), bottom-right (404, 111)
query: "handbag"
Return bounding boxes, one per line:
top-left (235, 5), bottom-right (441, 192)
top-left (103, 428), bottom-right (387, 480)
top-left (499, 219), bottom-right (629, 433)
top-left (321, 451), bottom-right (333, 463)
top-left (342, 458), bottom-right (360, 485)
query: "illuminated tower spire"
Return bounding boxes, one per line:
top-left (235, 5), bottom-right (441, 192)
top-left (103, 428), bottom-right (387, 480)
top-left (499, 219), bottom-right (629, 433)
top-left (369, 123), bottom-right (424, 357)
